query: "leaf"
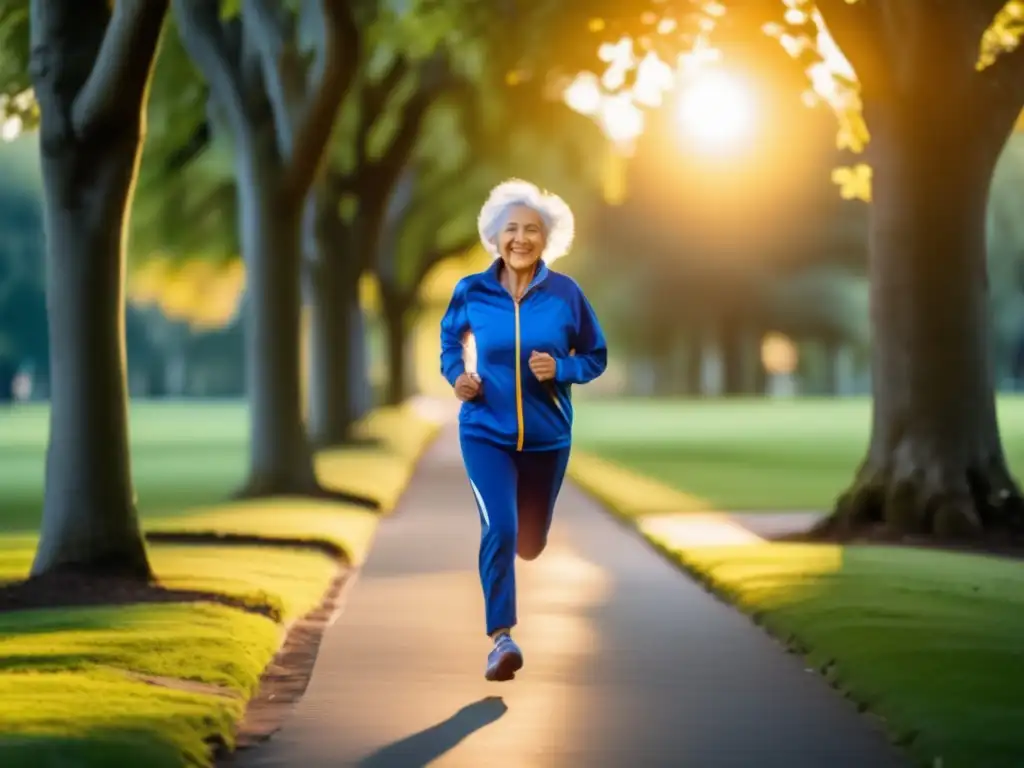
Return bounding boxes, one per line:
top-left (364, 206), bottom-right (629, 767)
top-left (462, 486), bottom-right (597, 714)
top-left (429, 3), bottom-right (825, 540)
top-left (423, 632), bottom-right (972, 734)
top-left (831, 163), bottom-right (871, 202)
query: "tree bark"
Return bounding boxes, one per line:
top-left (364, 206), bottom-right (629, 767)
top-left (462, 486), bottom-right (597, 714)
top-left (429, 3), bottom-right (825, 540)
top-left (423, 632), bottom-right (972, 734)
top-left (824, 106), bottom-right (1024, 540)
top-left (305, 201), bottom-right (364, 446)
top-left (684, 332), bottom-right (703, 397)
top-left (234, 149), bottom-right (373, 506)
top-left (29, 0), bottom-right (168, 580)
top-left (381, 293), bottom-right (410, 407)
top-left (751, 332), bottom-right (767, 397)
top-left (821, 337), bottom-right (841, 396)
top-left (34, 171), bottom-right (151, 578)
top-left (719, 313), bottom-right (746, 396)
top-left (234, 142), bottom-right (320, 496)
top-left (173, 0), bottom-right (375, 508)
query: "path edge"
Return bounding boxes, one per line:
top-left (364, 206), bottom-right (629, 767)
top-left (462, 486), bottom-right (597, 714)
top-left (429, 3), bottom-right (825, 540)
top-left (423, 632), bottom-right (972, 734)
top-left (565, 451), bottom-right (907, 759)
top-left (215, 412), bottom-right (447, 764)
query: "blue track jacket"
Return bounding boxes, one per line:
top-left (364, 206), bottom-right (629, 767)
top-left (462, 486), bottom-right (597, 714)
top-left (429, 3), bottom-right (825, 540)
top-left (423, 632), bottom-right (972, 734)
top-left (440, 260), bottom-right (608, 452)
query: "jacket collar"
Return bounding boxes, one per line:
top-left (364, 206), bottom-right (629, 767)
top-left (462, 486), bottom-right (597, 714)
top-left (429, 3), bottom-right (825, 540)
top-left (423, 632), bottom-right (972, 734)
top-left (485, 258), bottom-right (550, 294)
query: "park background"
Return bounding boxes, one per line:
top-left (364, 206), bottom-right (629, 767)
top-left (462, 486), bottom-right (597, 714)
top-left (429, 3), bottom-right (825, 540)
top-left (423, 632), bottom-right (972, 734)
top-left (1, 1), bottom-right (1024, 767)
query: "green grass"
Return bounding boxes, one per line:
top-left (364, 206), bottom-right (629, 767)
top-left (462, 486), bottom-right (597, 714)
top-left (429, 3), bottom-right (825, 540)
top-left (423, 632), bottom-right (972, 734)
top-left (573, 397), bottom-right (1024, 510)
top-left (654, 542), bottom-right (1024, 768)
top-left (0, 400), bottom-right (440, 767)
top-left (569, 398), bottom-right (1024, 767)
top-left (0, 401), bottom-right (250, 531)
top-left (0, 545), bottom-right (340, 767)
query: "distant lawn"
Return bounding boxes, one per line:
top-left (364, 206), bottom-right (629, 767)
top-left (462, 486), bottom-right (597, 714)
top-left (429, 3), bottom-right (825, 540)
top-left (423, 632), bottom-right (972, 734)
top-left (0, 400), bottom-right (434, 532)
top-left (0, 401), bottom-right (249, 532)
top-left (573, 397), bottom-right (1024, 510)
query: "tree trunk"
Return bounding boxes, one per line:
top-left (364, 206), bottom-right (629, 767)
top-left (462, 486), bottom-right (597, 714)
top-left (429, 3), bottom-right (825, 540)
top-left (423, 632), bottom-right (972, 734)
top-left (28, 0), bottom-right (168, 580)
top-left (303, 195), bottom-right (352, 448)
top-left (676, 327), bottom-right (702, 397)
top-left (235, 144), bottom-right (321, 497)
top-left (235, 148), bottom-right (374, 506)
top-left (821, 337), bottom-right (840, 396)
top-left (824, 109), bottom-right (1024, 541)
top-left (32, 135), bottom-right (151, 579)
top-left (751, 332), bottom-right (767, 397)
top-left (351, 224), bottom-right (383, 421)
top-left (720, 314), bottom-right (745, 396)
top-left (350, 299), bottom-right (373, 418)
top-left (304, 205), bottom-right (374, 445)
top-left (381, 295), bottom-right (409, 407)
top-left (303, 243), bottom-right (364, 448)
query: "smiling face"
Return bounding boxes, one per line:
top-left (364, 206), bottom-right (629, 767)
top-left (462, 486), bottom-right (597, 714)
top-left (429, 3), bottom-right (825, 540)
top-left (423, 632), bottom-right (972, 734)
top-left (497, 204), bottom-right (547, 273)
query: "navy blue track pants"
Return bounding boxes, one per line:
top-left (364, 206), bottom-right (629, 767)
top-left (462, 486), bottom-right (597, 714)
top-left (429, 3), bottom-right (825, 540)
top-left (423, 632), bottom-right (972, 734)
top-left (459, 434), bottom-right (571, 636)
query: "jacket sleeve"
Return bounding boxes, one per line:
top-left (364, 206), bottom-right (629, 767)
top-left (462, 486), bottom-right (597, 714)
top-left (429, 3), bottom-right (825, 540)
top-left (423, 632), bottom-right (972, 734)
top-left (439, 278), bottom-right (470, 387)
top-left (555, 281), bottom-right (608, 385)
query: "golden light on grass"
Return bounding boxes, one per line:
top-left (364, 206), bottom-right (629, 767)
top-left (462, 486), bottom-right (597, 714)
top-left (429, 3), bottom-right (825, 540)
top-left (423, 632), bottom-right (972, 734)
top-left (639, 513), bottom-right (763, 547)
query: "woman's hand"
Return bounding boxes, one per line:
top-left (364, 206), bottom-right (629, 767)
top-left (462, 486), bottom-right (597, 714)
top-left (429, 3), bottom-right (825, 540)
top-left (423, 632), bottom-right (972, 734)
top-left (454, 372), bottom-right (482, 401)
top-left (529, 351), bottom-right (557, 382)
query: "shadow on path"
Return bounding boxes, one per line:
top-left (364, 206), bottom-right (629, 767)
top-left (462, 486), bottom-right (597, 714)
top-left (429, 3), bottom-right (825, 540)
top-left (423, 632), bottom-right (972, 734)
top-left (356, 696), bottom-right (508, 767)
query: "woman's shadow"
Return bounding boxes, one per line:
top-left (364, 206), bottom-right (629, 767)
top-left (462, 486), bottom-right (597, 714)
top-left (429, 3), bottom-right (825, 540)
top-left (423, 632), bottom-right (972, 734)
top-left (357, 696), bottom-right (508, 767)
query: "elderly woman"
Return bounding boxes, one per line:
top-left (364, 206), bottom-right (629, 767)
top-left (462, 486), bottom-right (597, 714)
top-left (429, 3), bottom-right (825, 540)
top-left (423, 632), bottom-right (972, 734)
top-left (439, 179), bottom-right (608, 682)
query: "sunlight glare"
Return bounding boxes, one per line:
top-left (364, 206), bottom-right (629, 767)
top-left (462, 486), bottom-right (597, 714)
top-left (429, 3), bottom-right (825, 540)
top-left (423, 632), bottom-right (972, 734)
top-left (564, 73), bottom-right (602, 116)
top-left (599, 93), bottom-right (644, 145)
top-left (0, 117), bottom-right (21, 142)
top-left (675, 69), bottom-right (754, 149)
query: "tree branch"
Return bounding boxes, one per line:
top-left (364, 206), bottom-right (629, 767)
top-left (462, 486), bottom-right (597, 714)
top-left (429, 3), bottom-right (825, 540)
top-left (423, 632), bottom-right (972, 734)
top-left (172, 0), bottom-right (248, 134)
top-left (814, 0), bottom-right (891, 100)
top-left (327, 167), bottom-right (354, 201)
top-left (361, 56), bottom-right (409, 117)
top-left (71, 0), bottom-right (169, 136)
top-left (407, 157), bottom-right (471, 216)
top-left (164, 118), bottom-right (211, 172)
top-left (283, 0), bottom-right (360, 198)
top-left (355, 55), bottom-right (409, 167)
top-left (375, 54), bottom-right (467, 183)
top-left (242, 0), bottom-right (302, 156)
top-left (412, 230), bottom-right (477, 292)
top-left (384, 226), bottom-right (479, 320)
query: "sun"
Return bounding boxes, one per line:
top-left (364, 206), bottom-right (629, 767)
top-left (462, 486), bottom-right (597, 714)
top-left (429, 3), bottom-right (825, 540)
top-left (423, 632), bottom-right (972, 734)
top-left (674, 69), bottom-right (755, 150)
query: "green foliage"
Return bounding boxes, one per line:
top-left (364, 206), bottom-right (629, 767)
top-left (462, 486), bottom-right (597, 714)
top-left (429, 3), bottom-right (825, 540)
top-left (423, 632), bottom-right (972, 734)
top-left (0, 0), bottom-right (32, 130)
top-left (131, 12), bottom-right (237, 268)
top-left (527, 2), bottom-right (1024, 202)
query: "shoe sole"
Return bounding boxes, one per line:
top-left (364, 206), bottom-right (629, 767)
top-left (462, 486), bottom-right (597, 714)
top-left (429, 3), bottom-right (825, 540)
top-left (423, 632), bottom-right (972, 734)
top-left (485, 649), bottom-right (523, 682)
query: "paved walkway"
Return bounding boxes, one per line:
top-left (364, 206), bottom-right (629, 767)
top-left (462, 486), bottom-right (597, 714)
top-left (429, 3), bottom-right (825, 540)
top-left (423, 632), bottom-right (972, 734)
top-left (242, 425), bottom-right (905, 767)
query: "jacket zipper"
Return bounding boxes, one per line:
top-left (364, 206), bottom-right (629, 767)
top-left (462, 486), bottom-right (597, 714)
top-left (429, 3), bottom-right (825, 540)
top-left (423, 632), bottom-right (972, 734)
top-left (512, 270), bottom-right (545, 451)
top-left (514, 298), bottom-right (525, 451)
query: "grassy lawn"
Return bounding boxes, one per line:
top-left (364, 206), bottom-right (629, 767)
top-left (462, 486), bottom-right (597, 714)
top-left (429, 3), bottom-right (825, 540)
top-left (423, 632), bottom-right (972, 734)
top-left (0, 400), bottom-right (440, 767)
top-left (0, 401), bottom-right (438, 532)
top-left (573, 396), bottom-right (1024, 510)
top-left (0, 401), bottom-right (249, 531)
top-left (571, 397), bottom-right (1024, 767)
top-left (653, 542), bottom-right (1024, 768)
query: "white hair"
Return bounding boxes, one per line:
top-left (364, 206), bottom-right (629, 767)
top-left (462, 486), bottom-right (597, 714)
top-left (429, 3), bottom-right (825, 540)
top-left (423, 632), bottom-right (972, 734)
top-left (477, 179), bottom-right (575, 264)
